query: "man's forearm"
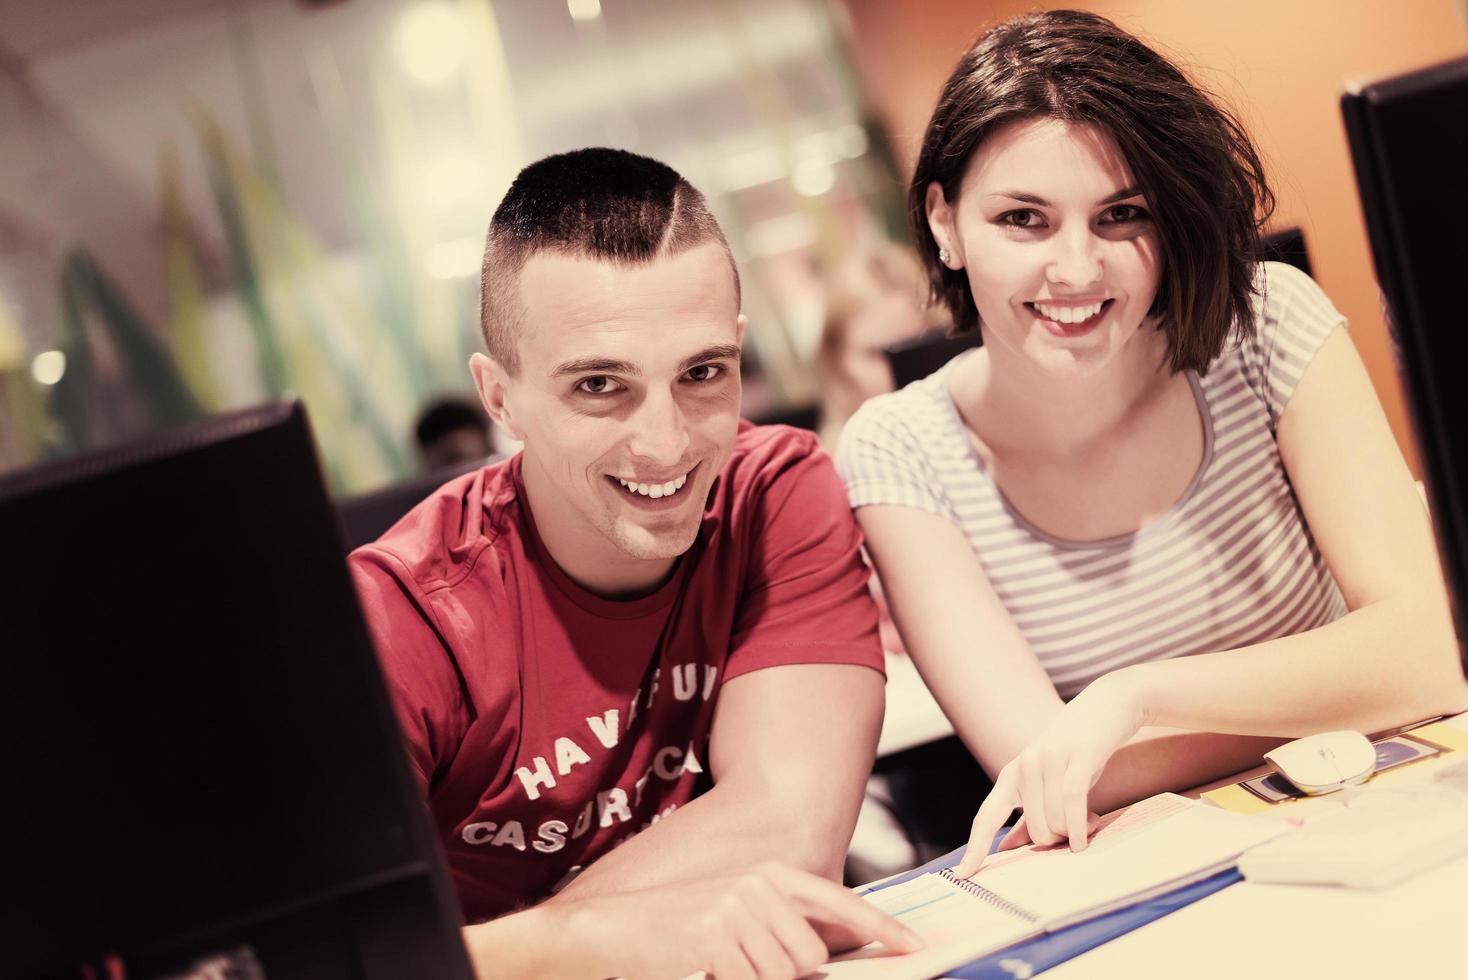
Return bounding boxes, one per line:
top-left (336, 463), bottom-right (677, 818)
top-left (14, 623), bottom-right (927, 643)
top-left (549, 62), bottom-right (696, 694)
top-left (462, 901), bottom-right (602, 979)
top-left (554, 780), bottom-right (848, 902)
top-left (551, 664), bottom-right (882, 903)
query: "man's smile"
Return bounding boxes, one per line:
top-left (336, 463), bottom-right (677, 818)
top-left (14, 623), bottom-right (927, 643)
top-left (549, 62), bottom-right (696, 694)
top-left (605, 464), bottom-right (700, 510)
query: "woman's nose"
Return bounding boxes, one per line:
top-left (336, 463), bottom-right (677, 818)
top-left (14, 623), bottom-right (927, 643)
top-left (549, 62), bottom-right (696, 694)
top-left (1045, 229), bottom-right (1103, 287)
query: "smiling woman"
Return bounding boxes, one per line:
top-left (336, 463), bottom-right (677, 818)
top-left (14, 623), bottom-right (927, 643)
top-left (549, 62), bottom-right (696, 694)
top-left (926, 116), bottom-right (1162, 377)
top-left (836, 8), bottom-right (1468, 873)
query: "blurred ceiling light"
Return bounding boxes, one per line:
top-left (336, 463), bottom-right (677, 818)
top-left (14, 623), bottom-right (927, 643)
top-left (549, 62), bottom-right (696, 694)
top-left (794, 130), bottom-right (838, 164)
top-left (425, 238), bottom-right (484, 279)
top-left (719, 147), bottom-right (786, 193)
top-left (567, 0), bottom-right (602, 22)
top-left (745, 213), bottom-right (817, 258)
top-left (30, 350), bottom-right (66, 386)
top-left (835, 123), bottom-right (869, 159)
top-left (395, 2), bottom-right (466, 86)
top-left (423, 152), bottom-right (484, 209)
top-left (791, 159), bottom-right (836, 198)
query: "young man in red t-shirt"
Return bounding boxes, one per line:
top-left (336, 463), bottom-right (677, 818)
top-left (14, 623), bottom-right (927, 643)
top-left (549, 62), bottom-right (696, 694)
top-left (349, 149), bottom-right (920, 978)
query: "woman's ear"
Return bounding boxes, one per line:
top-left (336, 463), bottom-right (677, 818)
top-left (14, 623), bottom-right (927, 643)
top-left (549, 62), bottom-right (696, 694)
top-left (469, 352), bottom-right (525, 442)
top-left (925, 181), bottom-right (963, 270)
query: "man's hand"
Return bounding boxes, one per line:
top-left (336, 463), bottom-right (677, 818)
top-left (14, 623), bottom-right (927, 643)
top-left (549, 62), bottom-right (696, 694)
top-left (955, 671), bottom-right (1144, 878)
top-left (465, 861), bottom-right (924, 980)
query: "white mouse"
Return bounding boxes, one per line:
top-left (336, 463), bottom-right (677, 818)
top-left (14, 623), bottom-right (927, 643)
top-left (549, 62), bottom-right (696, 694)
top-left (1264, 730), bottom-right (1377, 795)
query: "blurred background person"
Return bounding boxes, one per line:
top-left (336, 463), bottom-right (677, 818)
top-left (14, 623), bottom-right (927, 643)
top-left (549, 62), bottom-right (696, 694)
top-left (413, 395), bottom-right (495, 472)
top-left (815, 241), bottom-right (947, 451)
top-left (810, 240), bottom-right (985, 884)
top-left (814, 240), bottom-right (946, 654)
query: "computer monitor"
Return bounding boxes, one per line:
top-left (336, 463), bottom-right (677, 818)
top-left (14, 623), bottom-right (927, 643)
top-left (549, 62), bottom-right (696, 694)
top-left (1260, 226), bottom-right (1313, 278)
top-left (1342, 55), bottom-right (1468, 675)
top-left (0, 402), bottom-right (473, 979)
top-left (884, 329), bottom-right (982, 391)
top-left (336, 456), bottom-right (493, 553)
top-left (744, 401), bottom-right (822, 433)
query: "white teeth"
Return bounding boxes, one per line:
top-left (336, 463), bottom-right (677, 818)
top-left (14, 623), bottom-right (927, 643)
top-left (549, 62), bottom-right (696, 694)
top-left (1034, 300), bottom-right (1105, 324)
top-left (617, 472), bottom-right (690, 499)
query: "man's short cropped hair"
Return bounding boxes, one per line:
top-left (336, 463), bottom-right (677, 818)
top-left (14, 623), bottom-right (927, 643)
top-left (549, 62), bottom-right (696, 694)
top-left (479, 147), bottom-right (740, 374)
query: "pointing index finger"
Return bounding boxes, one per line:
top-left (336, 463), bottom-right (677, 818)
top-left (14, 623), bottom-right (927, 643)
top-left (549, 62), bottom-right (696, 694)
top-left (783, 870), bottom-right (926, 955)
top-left (954, 781), bottom-right (1017, 879)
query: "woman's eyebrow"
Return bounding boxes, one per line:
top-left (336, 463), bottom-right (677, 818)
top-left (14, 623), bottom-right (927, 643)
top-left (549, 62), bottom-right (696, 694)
top-left (987, 190), bottom-right (1051, 206)
top-left (1100, 185), bottom-right (1144, 204)
top-left (986, 185), bottom-right (1143, 206)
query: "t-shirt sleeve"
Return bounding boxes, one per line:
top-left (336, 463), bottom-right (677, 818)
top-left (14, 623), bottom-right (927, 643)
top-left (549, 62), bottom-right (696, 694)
top-left (1239, 261), bottom-right (1347, 429)
top-left (836, 394), bottom-right (958, 523)
top-left (349, 548), bottom-right (469, 794)
top-left (724, 441), bottom-right (885, 681)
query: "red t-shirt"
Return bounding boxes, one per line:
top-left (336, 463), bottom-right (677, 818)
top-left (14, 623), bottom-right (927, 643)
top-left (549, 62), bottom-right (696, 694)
top-left (349, 423), bottom-right (883, 922)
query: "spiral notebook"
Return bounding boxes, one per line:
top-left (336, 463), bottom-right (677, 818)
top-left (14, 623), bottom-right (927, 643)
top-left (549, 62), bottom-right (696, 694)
top-left (820, 794), bottom-right (1287, 978)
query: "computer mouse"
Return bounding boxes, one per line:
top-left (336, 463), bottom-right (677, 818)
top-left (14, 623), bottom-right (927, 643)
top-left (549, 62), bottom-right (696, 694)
top-left (1263, 730), bottom-right (1377, 795)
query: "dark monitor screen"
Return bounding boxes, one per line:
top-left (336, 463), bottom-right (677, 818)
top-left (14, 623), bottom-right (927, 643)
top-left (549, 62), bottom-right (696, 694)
top-left (336, 456), bottom-right (492, 553)
top-left (1260, 226), bottom-right (1313, 278)
top-left (884, 329), bottom-right (982, 391)
top-left (1342, 55), bottom-right (1468, 675)
top-left (744, 401), bottom-right (822, 433)
top-left (0, 403), bottom-right (472, 979)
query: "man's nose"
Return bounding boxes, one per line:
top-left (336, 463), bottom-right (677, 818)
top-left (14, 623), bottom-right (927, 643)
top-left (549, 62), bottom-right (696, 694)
top-left (627, 390), bottom-right (690, 466)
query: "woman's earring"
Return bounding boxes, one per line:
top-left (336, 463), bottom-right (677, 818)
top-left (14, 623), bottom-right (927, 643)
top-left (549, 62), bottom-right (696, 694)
top-left (938, 247), bottom-right (951, 266)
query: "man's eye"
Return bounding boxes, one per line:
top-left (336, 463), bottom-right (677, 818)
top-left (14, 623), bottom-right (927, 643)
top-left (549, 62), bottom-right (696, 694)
top-left (576, 376), bottom-right (621, 395)
top-left (685, 364), bottom-right (723, 383)
top-left (998, 209), bottom-right (1045, 228)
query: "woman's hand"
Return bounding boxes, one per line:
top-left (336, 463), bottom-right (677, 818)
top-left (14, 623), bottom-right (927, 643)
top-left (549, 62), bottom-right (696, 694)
top-left (954, 669), bottom-right (1147, 878)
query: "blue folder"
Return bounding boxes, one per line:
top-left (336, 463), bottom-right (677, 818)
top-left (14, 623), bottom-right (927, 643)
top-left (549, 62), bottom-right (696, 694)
top-left (858, 833), bottom-right (1241, 978)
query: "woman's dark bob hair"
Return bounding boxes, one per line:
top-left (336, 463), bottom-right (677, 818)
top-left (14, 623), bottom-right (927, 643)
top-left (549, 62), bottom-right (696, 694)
top-left (910, 9), bottom-right (1275, 374)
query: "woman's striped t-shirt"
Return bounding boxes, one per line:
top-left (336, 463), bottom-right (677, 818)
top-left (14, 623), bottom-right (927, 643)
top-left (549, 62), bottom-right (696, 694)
top-left (837, 261), bottom-right (1349, 699)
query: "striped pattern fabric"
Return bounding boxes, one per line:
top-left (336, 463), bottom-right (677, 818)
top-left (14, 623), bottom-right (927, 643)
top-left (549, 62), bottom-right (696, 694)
top-left (837, 262), bottom-right (1349, 699)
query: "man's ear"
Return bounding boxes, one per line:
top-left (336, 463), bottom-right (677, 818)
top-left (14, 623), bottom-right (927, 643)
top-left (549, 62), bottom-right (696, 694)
top-left (735, 313), bottom-right (747, 347)
top-left (925, 181), bottom-right (963, 270)
top-left (469, 352), bottom-right (526, 442)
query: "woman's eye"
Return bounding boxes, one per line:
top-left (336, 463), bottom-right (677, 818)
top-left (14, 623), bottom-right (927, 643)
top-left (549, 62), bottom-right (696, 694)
top-left (1102, 203), bottom-right (1148, 223)
top-left (685, 364), bottom-right (723, 383)
top-left (998, 209), bottom-right (1045, 229)
top-left (576, 376), bottom-right (620, 395)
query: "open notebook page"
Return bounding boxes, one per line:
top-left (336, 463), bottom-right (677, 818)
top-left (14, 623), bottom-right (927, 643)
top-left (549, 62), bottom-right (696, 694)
top-left (972, 794), bottom-right (1286, 927)
top-left (818, 794), bottom-right (1287, 978)
top-left (814, 874), bottom-right (1037, 979)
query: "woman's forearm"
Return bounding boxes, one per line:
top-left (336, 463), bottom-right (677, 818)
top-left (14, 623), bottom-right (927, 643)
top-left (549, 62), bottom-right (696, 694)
top-left (1126, 595), bottom-right (1466, 739)
top-left (1089, 728), bottom-right (1289, 813)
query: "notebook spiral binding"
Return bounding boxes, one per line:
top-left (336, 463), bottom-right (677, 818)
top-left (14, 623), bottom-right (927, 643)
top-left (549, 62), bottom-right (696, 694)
top-left (938, 868), bottom-right (1041, 923)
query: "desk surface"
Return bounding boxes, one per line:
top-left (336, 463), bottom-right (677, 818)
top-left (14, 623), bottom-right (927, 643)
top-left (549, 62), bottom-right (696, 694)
top-left (1041, 713), bottom-right (1468, 979)
top-left (1043, 852), bottom-right (1465, 977)
top-left (874, 669), bottom-right (1466, 976)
